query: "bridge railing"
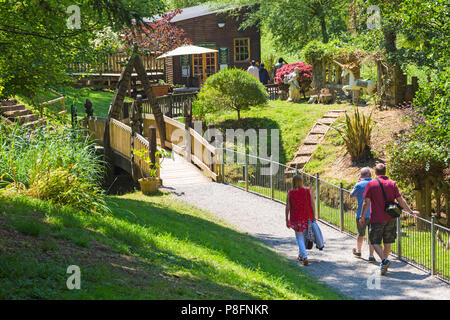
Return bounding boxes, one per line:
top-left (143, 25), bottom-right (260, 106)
top-left (83, 114), bottom-right (221, 182)
top-left (221, 147), bottom-right (450, 284)
top-left (142, 114), bottom-right (221, 181)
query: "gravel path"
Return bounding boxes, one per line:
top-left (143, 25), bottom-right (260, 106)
top-left (167, 182), bottom-right (450, 300)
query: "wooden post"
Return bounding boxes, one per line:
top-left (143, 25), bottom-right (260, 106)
top-left (133, 52), bottom-right (167, 148)
top-left (207, 123), bottom-right (215, 171)
top-left (244, 149), bottom-right (248, 192)
top-left (148, 126), bottom-right (157, 166)
top-left (339, 182), bottom-right (344, 232)
top-left (110, 56), bottom-right (134, 120)
top-left (316, 173), bottom-right (320, 220)
top-left (103, 104), bottom-right (115, 186)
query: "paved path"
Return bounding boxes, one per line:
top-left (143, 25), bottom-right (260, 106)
top-left (166, 182), bottom-right (450, 300)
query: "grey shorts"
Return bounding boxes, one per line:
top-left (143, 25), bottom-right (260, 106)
top-left (356, 218), bottom-right (370, 237)
top-left (369, 220), bottom-right (397, 245)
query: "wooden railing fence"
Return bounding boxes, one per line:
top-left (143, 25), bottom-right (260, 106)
top-left (69, 52), bottom-right (164, 74)
top-left (83, 114), bottom-right (221, 182)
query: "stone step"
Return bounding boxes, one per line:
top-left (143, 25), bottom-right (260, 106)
top-left (0, 104), bottom-right (26, 112)
top-left (323, 112), bottom-right (343, 118)
top-left (23, 118), bottom-right (47, 128)
top-left (303, 134), bottom-right (323, 145)
top-left (310, 124), bottom-right (329, 134)
top-left (330, 109), bottom-right (346, 113)
top-left (3, 109), bottom-right (33, 118)
top-left (295, 145), bottom-right (317, 156)
top-left (289, 156), bottom-right (311, 167)
top-left (12, 114), bottom-right (37, 124)
top-left (0, 99), bottom-right (18, 106)
top-left (317, 118), bottom-right (336, 125)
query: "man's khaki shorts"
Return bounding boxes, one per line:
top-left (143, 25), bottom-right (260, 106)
top-left (369, 220), bottom-right (397, 245)
top-left (356, 218), bottom-right (370, 237)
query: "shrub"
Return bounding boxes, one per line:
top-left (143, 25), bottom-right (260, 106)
top-left (274, 62), bottom-right (312, 85)
top-left (0, 125), bottom-right (108, 214)
top-left (333, 108), bottom-right (374, 162)
top-left (195, 68), bottom-right (269, 120)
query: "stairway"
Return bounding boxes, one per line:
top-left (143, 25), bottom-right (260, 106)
top-left (0, 99), bottom-right (46, 128)
top-left (287, 110), bottom-right (346, 171)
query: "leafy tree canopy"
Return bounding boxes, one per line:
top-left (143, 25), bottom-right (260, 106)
top-left (0, 0), bottom-right (165, 98)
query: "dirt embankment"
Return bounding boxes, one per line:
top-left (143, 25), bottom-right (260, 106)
top-left (320, 105), bottom-right (411, 184)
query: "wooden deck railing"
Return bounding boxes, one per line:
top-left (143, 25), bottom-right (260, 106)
top-left (140, 92), bottom-right (197, 118)
top-left (69, 52), bottom-right (164, 74)
top-left (142, 114), bottom-right (222, 181)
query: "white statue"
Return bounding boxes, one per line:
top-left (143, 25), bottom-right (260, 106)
top-left (284, 67), bottom-right (303, 102)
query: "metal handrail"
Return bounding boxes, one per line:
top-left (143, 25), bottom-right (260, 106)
top-left (220, 147), bottom-right (450, 283)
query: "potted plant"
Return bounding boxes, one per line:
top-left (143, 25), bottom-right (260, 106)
top-left (132, 148), bottom-right (171, 195)
top-left (151, 79), bottom-right (170, 97)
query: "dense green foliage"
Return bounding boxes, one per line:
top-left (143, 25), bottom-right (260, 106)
top-left (389, 71), bottom-right (449, 185)
top-left (0, 0), bottom-right (165, 98)
top-left (0, 125), bottom-right (108, 214)
top-left (194, 68), bottom-right (269, 120)
top-left (210, 0), bottom-right (350, 54)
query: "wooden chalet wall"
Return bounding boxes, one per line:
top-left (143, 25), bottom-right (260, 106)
top-left (171, 11), bottom-right (260, 85)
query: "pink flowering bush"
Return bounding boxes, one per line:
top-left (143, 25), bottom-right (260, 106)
top-left (123, 10), bottom-right (192, 53)
top-left (275, 62), bottom-right (312, 85)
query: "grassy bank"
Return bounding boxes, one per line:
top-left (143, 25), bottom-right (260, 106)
top-left (206, 100), bottom-right (350, 164)
top-left (0, 191), bottom-right (344, 300)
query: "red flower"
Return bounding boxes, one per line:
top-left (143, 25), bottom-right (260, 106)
top-left (275, 62), bottom-right (312, 85)
top-left (122, 9), bottom-right (193, 53)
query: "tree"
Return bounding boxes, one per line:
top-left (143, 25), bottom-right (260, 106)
top-left (209, 0), bottom-right (350, 53)
top-left (0, 0), bottom-right (165, 98)
top-left (195, 68), bottom-right (268, 120)
top-left (122, 9), bottom-right (193, 53)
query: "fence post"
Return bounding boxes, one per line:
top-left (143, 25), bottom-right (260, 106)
top-left (244, 149), bottom-right (248, 192)
top-left (396, 217), bottom-right (402, 259)
top-left (339, 182), bottom-right (344, 232)
top-left (270, 155), bottom-right (274, 200)
top-left (221, 148), bottom-right (225, 183)
top-left (316, 173), bottom-right (320, 220)
top-left (431, 216), bottom-right (436, 275)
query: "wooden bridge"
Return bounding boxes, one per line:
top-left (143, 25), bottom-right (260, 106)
top-left (83, 114), bottom-right (223, 188)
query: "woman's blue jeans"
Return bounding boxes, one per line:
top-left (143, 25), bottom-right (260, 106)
top-left (295, 231), bottom-right (307, 259)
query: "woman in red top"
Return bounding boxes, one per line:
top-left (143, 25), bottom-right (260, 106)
top-left (285, 175), bottom-right (316, 265)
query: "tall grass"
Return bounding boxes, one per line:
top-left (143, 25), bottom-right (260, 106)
top-left (0, 123), bottom-right (108, 214)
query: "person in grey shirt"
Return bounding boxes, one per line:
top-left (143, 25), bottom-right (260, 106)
top-left (351, 167), bottom-right (375, 261)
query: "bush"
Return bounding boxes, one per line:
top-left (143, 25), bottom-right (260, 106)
top-left (195, 68), bottom-right (269, 120)
top-left (0, 125), bottom-right (108, 214)
top-left (333, 108), bottom-right (374, 162)
top-left (274, 62), bottom-right (312, 85)
top-left (389, 70), bottom-right (450, 185)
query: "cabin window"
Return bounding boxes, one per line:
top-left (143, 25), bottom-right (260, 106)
top-left (234, 38), bottom-right (250, 62)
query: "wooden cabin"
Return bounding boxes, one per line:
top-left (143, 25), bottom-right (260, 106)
top-left (166, 5), bottom-right (261, 86)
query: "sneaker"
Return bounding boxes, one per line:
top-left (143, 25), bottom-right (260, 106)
top-left (352, 248), bottom-right (361, 258)
top-left (368, 256), bottom-right (376, 262)
top-left (380, 259), bottom-right (391, 275)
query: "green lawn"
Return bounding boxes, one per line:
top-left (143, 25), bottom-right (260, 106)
top-left (206, 100), bottom-right (351, 164)
top-left (17, 87), bottom-right (124, 119)
top-left (0, 191), bottom-right (344, 300)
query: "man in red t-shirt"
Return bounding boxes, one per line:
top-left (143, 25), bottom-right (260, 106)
top-left (360, 164), bottom-right (418, 275)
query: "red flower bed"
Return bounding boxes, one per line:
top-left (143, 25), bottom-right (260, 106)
top-left (275, 62), bottom-right (312, 85)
